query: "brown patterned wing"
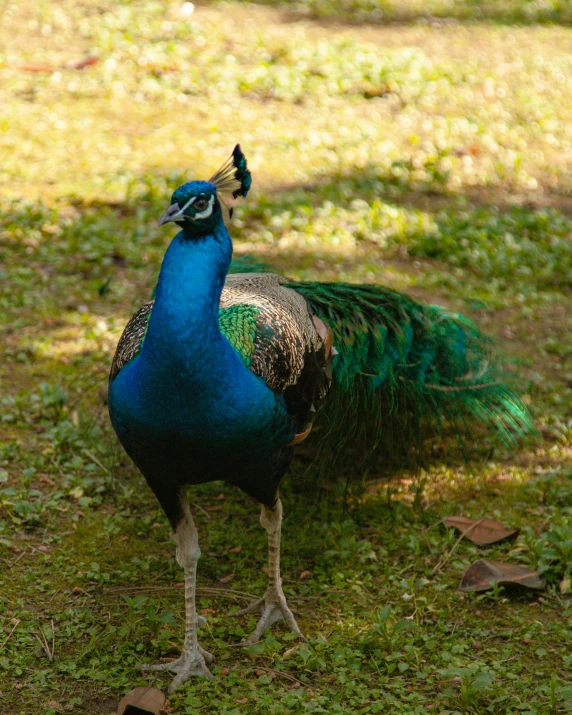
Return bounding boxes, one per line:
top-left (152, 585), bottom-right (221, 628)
top-left (109, 301), bottom-right (154, 381)
top-left (221, 273), bottom-right (334, 441)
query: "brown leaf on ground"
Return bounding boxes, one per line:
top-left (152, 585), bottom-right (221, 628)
top-left (443, 516), bottom-right (520, 545)
top-left (229, 545), bottom-right (243, 554)
top-left (67, 57), bottom-right (99, 70)
top-left (219, 573), bottom-right (234, 584)
top-left (117, 686), bottom-right (165, 715)
top-left (458, 559), bottom-right (546, 593)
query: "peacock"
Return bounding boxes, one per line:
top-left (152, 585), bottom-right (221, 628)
top-left (108, 146), bottom-right (533, 691)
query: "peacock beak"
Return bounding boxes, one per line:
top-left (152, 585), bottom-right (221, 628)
top-left (158, 203), bottom-right (182, 226)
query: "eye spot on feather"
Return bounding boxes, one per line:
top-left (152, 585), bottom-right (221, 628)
top-left (354, 312), bottom-right (367, 329)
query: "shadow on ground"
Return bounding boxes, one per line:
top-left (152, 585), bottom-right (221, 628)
top-left (223, 0), bottom-right (572, 27)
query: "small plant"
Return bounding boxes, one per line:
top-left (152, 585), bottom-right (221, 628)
top-left (372, 605), bottom-right (415, 651)
top-left (439, 665), bottom-right (495, 709)
top-left (517, 518), bottom-right (572, 588)
top-left (319, 519), bottom-right (378, 567)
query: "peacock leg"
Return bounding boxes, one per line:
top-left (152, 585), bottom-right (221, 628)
top-left (231, 498), bottom-right (306, 643)
top-left (140, 499), bottom-right (214, 691)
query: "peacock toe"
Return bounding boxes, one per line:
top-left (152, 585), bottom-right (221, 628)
top-left (139, 646), bottom-right (215, 690)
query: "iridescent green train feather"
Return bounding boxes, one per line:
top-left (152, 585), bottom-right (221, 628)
top-left (290, 281), bottom-right (534, 467)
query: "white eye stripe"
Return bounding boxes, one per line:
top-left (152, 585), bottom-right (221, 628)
top-left (193, 194), bottom-right (215, 219)
top-left (170, 194), bottom-right (198, 221)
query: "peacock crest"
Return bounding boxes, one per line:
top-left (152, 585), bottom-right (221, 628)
top-left (209, 144), bottom-right (252, 199)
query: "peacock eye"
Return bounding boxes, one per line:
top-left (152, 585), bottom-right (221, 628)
top-left (194, 196), bottom-right (209, 211)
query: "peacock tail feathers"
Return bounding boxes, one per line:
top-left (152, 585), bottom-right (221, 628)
top-left (289, 281), bottom-right (534, 464)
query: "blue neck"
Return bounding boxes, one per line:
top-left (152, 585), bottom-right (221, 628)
top-left (140, 223), bottom-right (231, 380)
top-left (110, 220), bottom-right (295, 455)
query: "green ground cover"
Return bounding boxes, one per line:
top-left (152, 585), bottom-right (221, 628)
top-left (0, 1), bottom-right (571, 713)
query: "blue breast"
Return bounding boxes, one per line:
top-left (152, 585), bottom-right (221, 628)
top-left (108, 225), bottom-right (296, 500)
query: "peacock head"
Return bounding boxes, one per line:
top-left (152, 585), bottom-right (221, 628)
top-left (159, 180), bottom-right (221, 235)
top-left (158, 145), bottom-right (251, 237)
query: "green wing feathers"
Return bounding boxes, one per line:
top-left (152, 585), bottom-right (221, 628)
top-left (219, 304), bottom-right (259, 367)
top-left (290, 281), bottom-right (534, 458)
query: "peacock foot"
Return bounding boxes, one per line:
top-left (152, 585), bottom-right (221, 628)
top-left (230, 589), bottom-right (307, 644)
top-left (139, 646), bottom-right (215, 691)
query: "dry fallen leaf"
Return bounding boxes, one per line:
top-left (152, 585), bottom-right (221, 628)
top-left (219, 573), bottom-right (234, 584)
top-left (229, 545), bottom-right (243, 554)
top-left (443, 516), bottom-right (520, 545)
top-left (117, 686), bottom-right (166, 715)
top-left (459, 559), bottom-right (546, 593)
top-left (68, 57), bottom-right (99, 70)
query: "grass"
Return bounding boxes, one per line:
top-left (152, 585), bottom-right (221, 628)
top-left (1, 1), bottom-right (572, 713)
